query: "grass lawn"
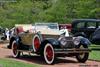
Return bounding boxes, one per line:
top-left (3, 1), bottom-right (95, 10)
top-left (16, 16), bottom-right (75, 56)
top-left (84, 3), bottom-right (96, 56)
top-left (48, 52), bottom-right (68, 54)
top-left (89, 45), bottom-right (100, 61)
top-left (89, 51), bottom-right (100, 61)
top-left (0, 58), bottom-right (40, 67)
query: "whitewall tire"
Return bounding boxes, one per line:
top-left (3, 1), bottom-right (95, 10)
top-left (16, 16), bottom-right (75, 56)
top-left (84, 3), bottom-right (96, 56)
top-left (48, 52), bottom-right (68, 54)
top-left (32, 34), bottom-right (41, 52)
top-left (43, 43), bottom-right (55, 64)
top-left (12, 41), bottom-right (20, 58)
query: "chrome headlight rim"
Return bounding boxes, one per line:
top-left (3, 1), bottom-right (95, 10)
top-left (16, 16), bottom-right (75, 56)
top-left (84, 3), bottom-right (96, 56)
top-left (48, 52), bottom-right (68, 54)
top-left (59, 36), bottom-right (67, 46)
top-left (73, 37), bottom-right (80, 45)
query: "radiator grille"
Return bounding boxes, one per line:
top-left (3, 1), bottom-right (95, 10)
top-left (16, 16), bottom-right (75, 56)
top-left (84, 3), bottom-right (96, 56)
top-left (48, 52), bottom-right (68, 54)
top-left (61, 37), bottom-right (75, 48)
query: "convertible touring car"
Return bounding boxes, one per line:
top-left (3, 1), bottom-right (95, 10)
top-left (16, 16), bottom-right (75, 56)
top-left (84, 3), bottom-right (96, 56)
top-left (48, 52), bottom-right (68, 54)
top-left (9, 23), bottom-right (91, 64)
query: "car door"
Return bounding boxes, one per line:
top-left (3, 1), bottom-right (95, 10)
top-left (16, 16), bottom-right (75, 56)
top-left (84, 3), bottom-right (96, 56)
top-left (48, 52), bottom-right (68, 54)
top-left (85, 22), bottom-right (97, 38)
top-left (91, 28), bottom-right (100, 44)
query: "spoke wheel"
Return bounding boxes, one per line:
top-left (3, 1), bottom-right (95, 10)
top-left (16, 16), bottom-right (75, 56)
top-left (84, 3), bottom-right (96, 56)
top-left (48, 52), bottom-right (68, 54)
top-left (12, 41), bottom-right (20, 58)
top-left (44, 43), bottom-right (55, 64)
top-left (32, 35), bottom-right (41, 52)
top-left (78, 45), bottom-right (85, 58)
top-left (76, 44), bottom-right (89, 63)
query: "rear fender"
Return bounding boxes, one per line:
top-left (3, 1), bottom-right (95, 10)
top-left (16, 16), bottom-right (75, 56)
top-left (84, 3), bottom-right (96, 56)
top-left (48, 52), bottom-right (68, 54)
top-left (15, 36), bottom-right (21, 45)
top-left (8, 37), bottom-right (16, 49)
top-left (8, 36), bottom-right (20, 49)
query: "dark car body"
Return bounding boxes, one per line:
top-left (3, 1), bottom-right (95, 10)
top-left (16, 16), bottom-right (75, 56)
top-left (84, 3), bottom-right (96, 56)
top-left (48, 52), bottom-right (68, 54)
top-left (71, 19), bottom-right (100, 39)
top-left (0, 27), bottom-right (6, 41)
top-left (91, 28), bottom-right (100, 45)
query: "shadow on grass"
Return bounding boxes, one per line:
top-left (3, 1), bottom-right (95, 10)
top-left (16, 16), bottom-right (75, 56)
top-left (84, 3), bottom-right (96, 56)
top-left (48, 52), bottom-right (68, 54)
top-left (91, 48), bottom-right (100, 51)
top-left (90, 45), bottom-right (100, 51)
top-left (7, 55), bottom-right (78, 65)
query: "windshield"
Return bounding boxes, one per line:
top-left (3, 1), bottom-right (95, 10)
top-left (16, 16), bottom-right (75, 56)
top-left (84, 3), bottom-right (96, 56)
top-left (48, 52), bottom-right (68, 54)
top-left (35, 23), bottom-right (59, 30)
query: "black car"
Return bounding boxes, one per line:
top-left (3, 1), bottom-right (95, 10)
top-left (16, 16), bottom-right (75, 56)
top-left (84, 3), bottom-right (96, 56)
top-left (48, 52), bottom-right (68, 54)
top-left (0, 27), bottom-right (6, 41)
top-left (91, 28), bottom-right (100, 45)
top-left (71, 19), bottom-right (100, 40)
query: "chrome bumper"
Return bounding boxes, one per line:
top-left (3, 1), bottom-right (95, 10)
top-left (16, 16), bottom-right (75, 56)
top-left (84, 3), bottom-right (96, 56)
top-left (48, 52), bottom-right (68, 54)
top-left (54, 48), bottom-right (91, 54)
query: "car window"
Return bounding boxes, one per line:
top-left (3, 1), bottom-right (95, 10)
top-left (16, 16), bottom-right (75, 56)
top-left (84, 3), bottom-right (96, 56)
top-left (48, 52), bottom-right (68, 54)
top-left (87, 22), bottom-right (96, 28)
top-left (77, 22), bottom-right (85, 28)
top-left (98, 22), bottom-right (100, 28)
top-left (94, 28), bottom-right (100, 35)
top-left (35, 23), bottom-right (59, 30)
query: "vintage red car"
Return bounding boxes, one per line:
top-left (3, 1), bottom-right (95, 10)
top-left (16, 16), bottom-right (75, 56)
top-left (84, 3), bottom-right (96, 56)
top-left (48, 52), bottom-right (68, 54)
top-left (9, 23), bottom-right (91, 64)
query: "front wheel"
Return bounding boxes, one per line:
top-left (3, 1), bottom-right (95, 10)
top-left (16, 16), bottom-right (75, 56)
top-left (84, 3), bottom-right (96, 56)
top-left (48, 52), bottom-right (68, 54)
top-left (76, 44), bottom-right (89, 63)
top-left (12, 41), bottom-right (20, 58)
top-left (43, 43), bottom-right (55, 64)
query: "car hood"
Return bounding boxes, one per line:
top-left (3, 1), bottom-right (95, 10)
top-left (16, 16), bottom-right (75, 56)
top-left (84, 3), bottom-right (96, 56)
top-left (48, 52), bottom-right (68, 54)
top-left (36, 29), bottom-right (69, 36)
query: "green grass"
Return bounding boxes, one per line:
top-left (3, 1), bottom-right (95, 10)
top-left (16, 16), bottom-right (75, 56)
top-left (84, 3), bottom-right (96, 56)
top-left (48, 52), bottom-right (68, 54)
top-left (89, 51), bottom-right (100, 61)
top-left (0, 58), bottom-right (40, 67)
top-left (89, 45), bottom-right (100, 61)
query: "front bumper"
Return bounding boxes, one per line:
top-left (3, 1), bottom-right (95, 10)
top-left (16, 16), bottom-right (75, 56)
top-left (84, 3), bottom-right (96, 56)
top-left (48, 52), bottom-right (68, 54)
top-left (54, 48), bottom-right (91, 54)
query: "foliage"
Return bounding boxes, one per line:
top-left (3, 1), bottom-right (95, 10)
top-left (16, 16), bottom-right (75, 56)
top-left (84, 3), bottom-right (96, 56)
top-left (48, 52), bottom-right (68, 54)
top-left (0, 0), bottom-right (99, 28)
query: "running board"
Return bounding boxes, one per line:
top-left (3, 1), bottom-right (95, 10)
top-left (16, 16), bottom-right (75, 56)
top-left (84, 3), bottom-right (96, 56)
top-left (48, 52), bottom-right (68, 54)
top-left (54, 48), bottom-right (91, 54)
top-left (17, 50), bottom-right (33, 53)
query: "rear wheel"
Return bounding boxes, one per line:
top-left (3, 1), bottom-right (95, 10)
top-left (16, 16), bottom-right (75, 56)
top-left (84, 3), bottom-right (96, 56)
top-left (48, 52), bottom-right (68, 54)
top-left (76, 44), bottom-right (89, 63)
top-left (32, 34), bottom-right (41, 52)
top-left (12, 41), bottom-right (20, 58)
top-left (43, 43), bottom-right (55, 64)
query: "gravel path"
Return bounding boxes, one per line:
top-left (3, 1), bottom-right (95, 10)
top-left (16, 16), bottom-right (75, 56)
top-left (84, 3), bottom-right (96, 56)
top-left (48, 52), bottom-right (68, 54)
top-left (0, 43), bottom-right (100, 67)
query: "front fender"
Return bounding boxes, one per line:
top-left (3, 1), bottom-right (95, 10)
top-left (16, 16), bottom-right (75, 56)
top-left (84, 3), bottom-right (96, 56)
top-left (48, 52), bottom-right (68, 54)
top-left (79, 37), bottom-right (91, 46)
top-left (41, 38), bottom-right (60, 48)
top-left (38, 38), bottom-right (60, 55)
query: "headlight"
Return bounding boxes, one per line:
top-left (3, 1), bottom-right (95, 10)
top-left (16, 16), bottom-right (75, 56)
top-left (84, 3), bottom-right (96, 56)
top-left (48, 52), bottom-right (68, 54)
top-left (59, 36), bottom-right (67, 46)
top-left (73, 37), bottom-right (80, 45)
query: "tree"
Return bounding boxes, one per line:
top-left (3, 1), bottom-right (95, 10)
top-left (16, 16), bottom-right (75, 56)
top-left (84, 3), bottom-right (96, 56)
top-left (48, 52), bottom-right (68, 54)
top-left (0, 0), bottom-right (99, 28)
